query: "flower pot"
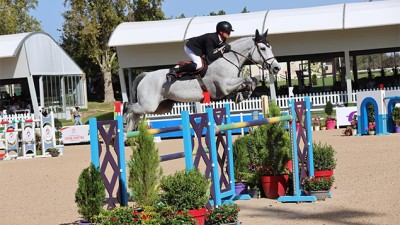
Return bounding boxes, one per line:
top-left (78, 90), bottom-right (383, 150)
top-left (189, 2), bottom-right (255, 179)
top-left (352, 129), bottom-right (357, 136)
top-left (286, 160), bottom-right (293, 172)
top-left (50, 152), bottom-right (60, 157)
top-left (188, 207), bottom-right (207, 225)
top-left (314, 125), bottom-right (320, 131)
top-left (249, 187), bottom-right (260, 198)
top-left (314, 170), bottom-right (334, 179)
top-left (309, 190), bottom-right (329, 201)
top-left (320, 126), bottom-right (326, 130)
top-left (395, 126), bottom-right (400, 133)
top-left (368, 130), bottom-right (375, 135)
top-left (326, 120), bottom-right (335, 130)
top-left (79, 221), bottom-right (93, 225)
top-left (235, 182), bottom-right (249, 195)
top-left (260, 174), bottom-right (289, 199)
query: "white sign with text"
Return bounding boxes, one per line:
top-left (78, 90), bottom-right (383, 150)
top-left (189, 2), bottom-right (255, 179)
top-left (61, 125), bottom-right (90, 144)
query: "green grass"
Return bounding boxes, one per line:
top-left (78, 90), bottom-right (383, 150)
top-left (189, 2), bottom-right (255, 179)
top-left (61, 102), bottom-right (115, 126)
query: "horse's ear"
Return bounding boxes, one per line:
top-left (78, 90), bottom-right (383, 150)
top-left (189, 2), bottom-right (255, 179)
top-left (255, 29), bottom-right (260, 42)
top-left (263, 29), bottom-right (268, 38)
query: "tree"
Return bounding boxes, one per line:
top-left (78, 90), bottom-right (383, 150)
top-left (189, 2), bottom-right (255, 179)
top-left (0, 0), bottom-right (41, 35)
top-left (241, 7), bottom-right (250, 13)
top-left (209, 10), bottom-right (226, 16)
top-left (61, 0), bottom-right (165, 102)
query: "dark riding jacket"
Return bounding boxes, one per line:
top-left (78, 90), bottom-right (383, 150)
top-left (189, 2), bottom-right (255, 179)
top-left (186, 32), bottom-right (226, 64)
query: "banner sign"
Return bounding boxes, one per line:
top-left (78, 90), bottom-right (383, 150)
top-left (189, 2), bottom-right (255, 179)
top-left (336, 106), bottom-right (357, 128)
top-left (61, 125), bottom-right (90, 144)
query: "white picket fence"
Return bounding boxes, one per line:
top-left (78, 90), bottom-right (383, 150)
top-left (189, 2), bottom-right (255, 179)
top-left (146, 86), bottom-right (400, 118)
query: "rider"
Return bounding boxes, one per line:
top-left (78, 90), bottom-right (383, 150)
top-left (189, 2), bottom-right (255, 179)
top-left (168, 21), bottom-right (234, 77)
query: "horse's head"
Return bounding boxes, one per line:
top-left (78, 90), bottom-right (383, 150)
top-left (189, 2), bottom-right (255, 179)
top-left (252, 29), bottom-right (281, 75)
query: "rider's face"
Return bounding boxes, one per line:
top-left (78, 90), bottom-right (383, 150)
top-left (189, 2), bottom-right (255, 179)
top-left (219, 31), bottom-right (230, 41)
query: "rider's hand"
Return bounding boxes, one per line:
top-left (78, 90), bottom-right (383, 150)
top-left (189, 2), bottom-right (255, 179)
top-left (223, 44), bottom-right (231, 53)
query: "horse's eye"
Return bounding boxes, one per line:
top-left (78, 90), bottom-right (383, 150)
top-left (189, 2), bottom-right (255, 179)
top-left (260, 47), bottom-right (266, 51)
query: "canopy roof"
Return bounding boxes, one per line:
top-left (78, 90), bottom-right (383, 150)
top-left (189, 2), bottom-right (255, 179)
top-left (0, 32), bottom-right (83, 79)
top-left (109, 0), bottom-right (400, 47)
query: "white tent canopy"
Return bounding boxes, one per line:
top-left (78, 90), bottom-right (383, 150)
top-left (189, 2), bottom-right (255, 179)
top-left (0, 32), bottom-right (86, 118)
top-left (109, 1), bottom-right (400, 47)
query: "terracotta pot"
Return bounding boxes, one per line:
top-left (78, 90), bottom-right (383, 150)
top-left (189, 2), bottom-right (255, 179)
top-left (188, 207), bottom-right (207, 225)
top-left (260, 174), bottom-right (289, 199)
top-left (314, 170), bottom-right (334, 179)
top-left (286, 160), bottom-right (293, 172)
top-left (326, 120), bottom-right (335, 130)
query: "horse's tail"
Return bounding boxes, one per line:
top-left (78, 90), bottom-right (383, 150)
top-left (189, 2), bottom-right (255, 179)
top-left (130, 72), bottom-right (146, 103)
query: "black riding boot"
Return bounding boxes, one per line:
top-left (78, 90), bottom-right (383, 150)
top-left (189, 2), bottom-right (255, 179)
top-left (168, 62), bottom-right (197, 77)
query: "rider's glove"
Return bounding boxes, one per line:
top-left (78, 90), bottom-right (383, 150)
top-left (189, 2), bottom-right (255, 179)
top-left (223, 44), bottom-right (231, 53)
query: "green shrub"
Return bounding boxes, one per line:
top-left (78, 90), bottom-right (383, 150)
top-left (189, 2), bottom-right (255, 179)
top-left (75, 163), bottom-right (105, 223)
top-left (391, 107), bottom-right (400, 126)
top-left (233, 136), bottom-right (250, 182)
top-left (160, 169), bottom-right (209, 211)
top-left (324, 101), bottom-right (333, 119)
top-left (257, 101), bottom-right (291, 176)
top-left (313, 142), bottom-right (336, 171)
top-left (128, 119), bottom-right (162, 208)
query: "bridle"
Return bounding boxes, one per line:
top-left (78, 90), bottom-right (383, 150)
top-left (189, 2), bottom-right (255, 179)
top-left (223, 42), bottom-right (276, 73)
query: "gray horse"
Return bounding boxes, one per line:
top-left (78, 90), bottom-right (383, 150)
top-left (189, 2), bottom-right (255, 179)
top-left (123, 29), bottom-right (281, 131)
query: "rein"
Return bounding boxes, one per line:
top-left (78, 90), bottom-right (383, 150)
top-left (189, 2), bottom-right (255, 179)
top-left (223, 45), bottom-right (276, 75)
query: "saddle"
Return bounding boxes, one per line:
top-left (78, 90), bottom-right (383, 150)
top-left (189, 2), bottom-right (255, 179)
top-left (168, 58), bottom-right (210, 103)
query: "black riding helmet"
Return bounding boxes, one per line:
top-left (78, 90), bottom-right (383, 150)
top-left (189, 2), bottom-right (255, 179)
top-left (216, 21), bottom-right (234, 33)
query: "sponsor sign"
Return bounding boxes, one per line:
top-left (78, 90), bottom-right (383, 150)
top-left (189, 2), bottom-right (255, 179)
top-left (61, 125), bottom-right (90, 144)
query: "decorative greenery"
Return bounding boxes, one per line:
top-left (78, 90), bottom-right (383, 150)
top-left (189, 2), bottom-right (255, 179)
top-left (128, 119), bottom-right (162, 208)
top-left (75, 163), bottom-right (105, 223)
top-left (94, 206), bottom-right (143, 224)
top-left (93, 205), bottom-right (197, 225)
top-left (160, 169), bottom-right (210, 211)
top-left (233, 136), bottom-right (251, 182)
top-left (313, 142), bottom-right (336, 171)
top-left (256, 101), bottom-right (291, 176)
top-left (205, 204), bottom-right (240, 225)
top-left (303, 176), bottom-right (335, 192)
top-left (350, 114), bottom-right (358, 129)
top-left (313, 116), bottom-right (320, 127)
top-left (391, 107), bottom-right (400, 126)
top-left (324, 101), bottom-right (335, 120)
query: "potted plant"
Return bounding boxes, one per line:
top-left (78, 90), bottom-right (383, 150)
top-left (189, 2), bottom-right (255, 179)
top-left (233, 135), bottom-right (251, 195)
top-left (75, 163), bottom-right (106, 224)
top-left (312, 116), bottom-right (320, 131)
top-left (303, 176), bottom-right (335, 200)
top-left (350, 114), bottom-right (358, 135)
top-left (391, 107), bottom-right (400, 133)
top-left (319, 119), bottom-right (326, 130)
top-left (256, 102), bottom-right (291, 199)
top-left (205, 204), bottom-right (240, 225)
top-left (367, 122), bottom-right (376, 135)
top-left (312, 142), bottom-right (336, 179)
top-left (128, 119), bottom-right (162, 208)
top-left (47, 147), bottom-right (60, 157)
top-left (324, 101), bottom-right (335, 130)
top-left (160, 169), bottom-right (210, 225)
